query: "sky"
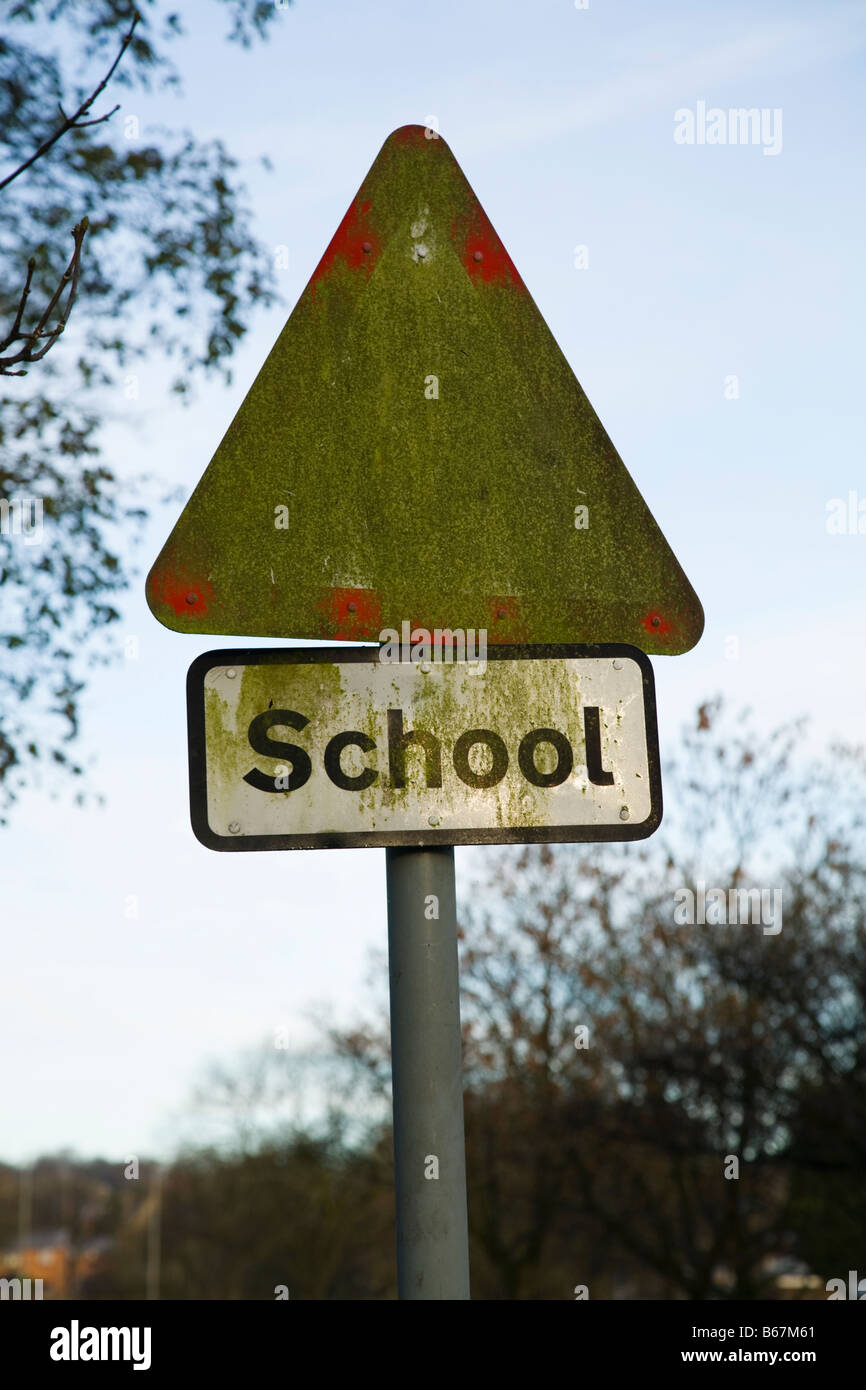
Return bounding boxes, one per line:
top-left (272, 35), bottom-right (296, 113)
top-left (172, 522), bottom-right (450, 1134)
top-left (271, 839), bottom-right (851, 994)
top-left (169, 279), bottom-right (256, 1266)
top-left (2, 0), bottom-right (865, 1163)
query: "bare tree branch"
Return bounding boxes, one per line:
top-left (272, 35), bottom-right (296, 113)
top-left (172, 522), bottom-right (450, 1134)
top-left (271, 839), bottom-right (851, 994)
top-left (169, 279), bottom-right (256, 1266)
top-left (0, 219), bottom-right (89, 375)
top-left (0, 12), bottom-right (139, 374)
top-left (0, 13), bottom-right (139, 194)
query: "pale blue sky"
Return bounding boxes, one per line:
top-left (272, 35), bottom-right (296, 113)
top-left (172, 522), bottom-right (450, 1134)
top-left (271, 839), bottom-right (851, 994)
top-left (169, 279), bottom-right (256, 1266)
top-left (2, 0), bottom-right (864, 1161)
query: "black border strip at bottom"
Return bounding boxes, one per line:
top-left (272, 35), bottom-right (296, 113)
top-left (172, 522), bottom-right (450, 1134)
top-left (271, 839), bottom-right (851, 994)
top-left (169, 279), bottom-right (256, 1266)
top-left (3, 1294), bottom-right (854, 1372)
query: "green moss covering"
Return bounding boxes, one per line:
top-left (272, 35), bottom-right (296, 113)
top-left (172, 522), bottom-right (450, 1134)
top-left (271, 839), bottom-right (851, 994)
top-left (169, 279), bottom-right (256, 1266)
top-left (148, 127), bottom-right (702, 655)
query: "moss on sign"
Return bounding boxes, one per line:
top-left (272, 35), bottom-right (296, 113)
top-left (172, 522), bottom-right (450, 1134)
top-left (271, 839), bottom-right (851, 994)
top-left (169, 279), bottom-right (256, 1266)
top-left (147, 125), bottom-right (703, 655)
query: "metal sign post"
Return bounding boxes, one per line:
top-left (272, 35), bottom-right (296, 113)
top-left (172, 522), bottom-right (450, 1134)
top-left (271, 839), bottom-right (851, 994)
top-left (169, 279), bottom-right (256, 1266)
top-left (148, 123), bottom-right (703, 1300)
top-left (184, 643), bottom-right (662, 1297)
top-left (386, 846), bottom-right (470, 1299)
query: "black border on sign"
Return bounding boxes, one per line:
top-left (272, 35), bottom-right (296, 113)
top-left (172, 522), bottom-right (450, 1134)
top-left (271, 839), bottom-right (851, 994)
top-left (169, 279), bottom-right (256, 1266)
top-left (186, 644), bottom-right (663, 851)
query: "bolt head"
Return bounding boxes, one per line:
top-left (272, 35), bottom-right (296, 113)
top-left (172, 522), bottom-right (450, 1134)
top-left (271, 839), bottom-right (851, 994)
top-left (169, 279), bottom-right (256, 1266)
top-left (362, 241), bottom-right (372, 253)
top-left (226, 668), bottom-right (237, 679)
top-left (619, 807), bottom-right (630, 821)
top-left (473, 250), bottom-right (483, 262)
top-left (347, 601), bottom-right (357, 613)
top-left (185, 591), bottom-right (198, 605)
top-left (428, 813), bottom-right (441, 827)
top-left (651, 616), bottom-right (661, 628)
top-left (229, 822), bottom-right (241, 834)
top-left (612, 659), bottom-right (623, 671)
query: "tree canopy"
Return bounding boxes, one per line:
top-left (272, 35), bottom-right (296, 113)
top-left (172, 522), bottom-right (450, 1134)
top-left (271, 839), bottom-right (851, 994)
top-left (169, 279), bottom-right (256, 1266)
top-left (0, 1), bottom-right (287, 818)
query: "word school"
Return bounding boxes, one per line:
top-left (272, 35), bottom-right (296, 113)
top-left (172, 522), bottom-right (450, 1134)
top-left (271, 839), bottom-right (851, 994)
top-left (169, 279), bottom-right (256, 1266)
top-left (244, 706), bottom-right (616, 793)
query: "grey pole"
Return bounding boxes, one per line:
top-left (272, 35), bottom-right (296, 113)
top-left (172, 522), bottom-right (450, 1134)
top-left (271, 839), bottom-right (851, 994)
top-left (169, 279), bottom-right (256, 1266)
top-left (385, 845), bottom-right (471, 1299)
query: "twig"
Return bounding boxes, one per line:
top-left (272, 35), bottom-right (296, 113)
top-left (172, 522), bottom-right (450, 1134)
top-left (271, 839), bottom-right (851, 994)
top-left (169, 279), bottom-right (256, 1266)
top-left (0, 219), bottom-right (90, 375)
top-left (0, 12), bottom-right (139, 194)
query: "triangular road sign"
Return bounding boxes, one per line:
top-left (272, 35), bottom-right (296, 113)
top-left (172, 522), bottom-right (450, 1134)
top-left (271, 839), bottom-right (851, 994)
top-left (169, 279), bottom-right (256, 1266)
top-left (147, 125), bottom-right (703, 654)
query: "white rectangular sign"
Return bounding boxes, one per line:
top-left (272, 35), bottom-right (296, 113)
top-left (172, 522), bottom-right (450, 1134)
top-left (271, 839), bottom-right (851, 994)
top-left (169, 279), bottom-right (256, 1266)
top-left (187, 645), bottom-right (661, 850)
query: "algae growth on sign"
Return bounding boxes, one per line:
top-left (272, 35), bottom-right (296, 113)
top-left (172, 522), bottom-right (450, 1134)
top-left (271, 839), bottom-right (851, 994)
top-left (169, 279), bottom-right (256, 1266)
top-left (148, 125), bottom-right (703, 656)
top-left (186, 645), bottom-right (662, 851)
